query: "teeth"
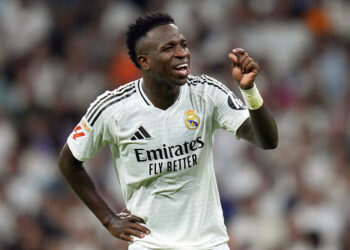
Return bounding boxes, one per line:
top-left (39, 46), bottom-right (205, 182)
top-left (175, 63), bottom-right (188, 69)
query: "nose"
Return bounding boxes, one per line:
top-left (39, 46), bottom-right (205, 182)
top-left (174, 45), bottom-right (189, 58)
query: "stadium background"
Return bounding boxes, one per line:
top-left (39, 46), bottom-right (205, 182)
top-left (0, 0), bottom-right (349, 249)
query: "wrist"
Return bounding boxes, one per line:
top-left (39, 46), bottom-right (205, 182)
top-left (101, 212), bottom-right (117, 228)
top-left (239, 83), bottom-right (254, 90)
top-left (240, 83), bottom-right (263, 110)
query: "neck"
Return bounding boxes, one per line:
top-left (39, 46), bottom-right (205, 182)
top-left (142, 76), bottom-right (181, 110)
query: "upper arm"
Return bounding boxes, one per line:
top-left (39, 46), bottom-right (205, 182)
top-left (236, 118), bottom-right (257, 145)
top-left (66, 91), bottom-right (117, 161)
top-left (236, 105), bottom-right (279, 149)
top-left (58, 143), bottom-right (82, 168)
top-left (191, 75), bottom-right (249, 135)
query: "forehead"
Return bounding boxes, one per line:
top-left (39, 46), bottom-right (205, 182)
top-left (139, 24), bottom-right (185, 50)
top-left (148, 24), bottom-right (184, 41)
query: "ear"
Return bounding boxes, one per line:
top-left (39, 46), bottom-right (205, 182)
top-left (137, 55), bottom-right (150, 70)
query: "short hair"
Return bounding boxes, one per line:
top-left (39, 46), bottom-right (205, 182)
top-left (126, 12), bottom-right (175, 69)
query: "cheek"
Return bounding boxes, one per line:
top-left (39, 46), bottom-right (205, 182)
top-left (157, 56), bottom-right (171, 71)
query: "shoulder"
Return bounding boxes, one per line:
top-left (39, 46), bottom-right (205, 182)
top-left (187, 74), bottom-right (231, 96)
top-left (84, 79), bottom-right (139, 127)
top-left (187, 75), bottom-right (246, 110)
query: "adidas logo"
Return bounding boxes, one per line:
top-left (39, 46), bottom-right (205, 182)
top-left (131, 126), bottom-right (151, 141)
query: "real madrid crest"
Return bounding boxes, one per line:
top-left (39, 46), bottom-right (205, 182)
top-left (185, 109), bottom-right (200, 130)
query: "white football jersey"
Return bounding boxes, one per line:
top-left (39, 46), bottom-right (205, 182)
top-left (67, 75), bottom-right (249, 249)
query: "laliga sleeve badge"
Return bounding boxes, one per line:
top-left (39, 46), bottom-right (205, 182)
top-left (185, 109), bottom-right (200, 130)
top-left (73, 125), bottom-right (85, 140)
top-left (72, 118), bottom-right (92, 141)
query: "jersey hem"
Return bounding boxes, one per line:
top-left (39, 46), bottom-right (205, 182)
top-left (129, 238), bottom-right (229, 250)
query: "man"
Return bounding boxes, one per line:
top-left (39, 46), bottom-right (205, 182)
top-left (58, 12), bottom-right (278, 250)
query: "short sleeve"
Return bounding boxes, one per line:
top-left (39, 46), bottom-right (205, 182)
top-left (203, 75), bottom-right (250, 135)
top-left (67, 91), bottom-right (114, 161)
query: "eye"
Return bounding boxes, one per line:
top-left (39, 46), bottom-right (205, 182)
top-left (162, 45), bottom-right (173, 52)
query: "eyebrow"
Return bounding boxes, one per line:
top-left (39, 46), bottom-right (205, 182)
top-left (160, 38), bottom-right (186, 49)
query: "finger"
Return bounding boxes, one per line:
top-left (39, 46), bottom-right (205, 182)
top-left (245, 61), bottom-right (259, 74)
top-left (232, 48), bottom-right (247, 57)
top-left (129, 215), bottom-right (145, 224)
top-left (239, 54), bottom-right (250, 67)
top-left (234, 49), bottom-right (249, 71)
top-left (130, 222), bottom-right (150, 234)
top-left (232, 50), bottom-right (243, 61)
top-left (241, 56), bottom-right (253, 71)
top-left (125, 228), bottom-right (146, 239)
top-left (122, 208), bottom-right (130, 213)
top-left (228, 52), bottom-right (239, 65)
top-left (236, 54), bottom-right (249, 73)
top-left (119, 233), bottom-right (134, 242)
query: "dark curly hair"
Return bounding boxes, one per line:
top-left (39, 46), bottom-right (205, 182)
top-left (126, 12), bottom-right (175, 69)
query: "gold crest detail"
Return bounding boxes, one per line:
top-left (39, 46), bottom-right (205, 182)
top-left (185, 109), bottom-right (200, 130)
top-left (82, 118), bottom-right (91, 132)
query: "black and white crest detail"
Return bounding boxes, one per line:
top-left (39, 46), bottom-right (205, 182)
top-left (131, 126), bottom-right (151, 141)
top-left (227, 93), bottom-right (246, 110)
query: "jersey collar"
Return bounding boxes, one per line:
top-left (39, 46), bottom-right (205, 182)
top-left (137, 79), bottom-right (183, 109)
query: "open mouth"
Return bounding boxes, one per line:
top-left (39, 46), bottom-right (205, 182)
top-left (173, 63), bottom-right (190, 77)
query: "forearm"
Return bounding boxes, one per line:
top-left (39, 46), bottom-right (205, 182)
top-left (248, 103), bottom-right (278, 149)
top-left (228, 48), bottom-right (278, 149)
top-left (58, 144), bottom-right (115, 227)
top-left (237, 84), bottom-right (278, 149)
top-left (58, 144), bottom-right (150, 242)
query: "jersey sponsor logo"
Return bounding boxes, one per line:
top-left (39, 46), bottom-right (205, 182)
top-left (131, 126), bottom-right (151, 141)
top-left (134, 137), bottom-right (204, 162)
top-left (185, 109), bottom-right (200, 129)
top-left (227, 94), bottom-right (246, 110)
top-left (134, 137), bottom-right (204, 175)
top-left (72, 125), bottom-right (85, 140)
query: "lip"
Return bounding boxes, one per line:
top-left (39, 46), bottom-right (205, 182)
top-left (172, 61), bottom-right (189, 68)
top-left (172, 66), bottom-right (190, 77)
top-left (172, 62), bottom-right (190, 77)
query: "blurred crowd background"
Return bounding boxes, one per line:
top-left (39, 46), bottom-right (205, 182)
top-left (0, 0), bottom-right (349, 249)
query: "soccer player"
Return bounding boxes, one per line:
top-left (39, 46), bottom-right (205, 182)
top-left (58, 12), bottom-right (278, 250)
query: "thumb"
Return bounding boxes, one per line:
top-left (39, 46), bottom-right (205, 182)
top-left (228, 52), bottom-right (239, 64)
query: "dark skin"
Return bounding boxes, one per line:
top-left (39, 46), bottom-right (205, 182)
top-left (58, 145), bottom-right (150, 242)
top-left (228, 48), bottom-right (278, 149)
top-left (58, 24), bottom-right (278, 243)
top-left (136, 24), bottom-right (190, 110)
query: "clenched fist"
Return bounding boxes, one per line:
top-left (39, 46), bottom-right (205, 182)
top-left (228, 48), bottom-right (260, 90)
